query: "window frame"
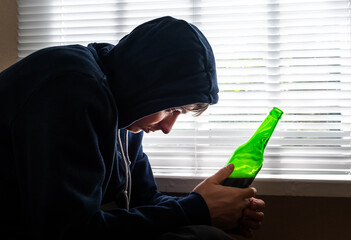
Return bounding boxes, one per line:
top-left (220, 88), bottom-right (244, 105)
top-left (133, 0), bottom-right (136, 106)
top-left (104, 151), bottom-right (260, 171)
top-left (155, 175), bottom-right (351, 197)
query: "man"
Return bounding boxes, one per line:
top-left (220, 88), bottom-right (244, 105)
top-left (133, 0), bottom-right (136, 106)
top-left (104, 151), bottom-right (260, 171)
top-left (0, 16), bottom-right (264, 239)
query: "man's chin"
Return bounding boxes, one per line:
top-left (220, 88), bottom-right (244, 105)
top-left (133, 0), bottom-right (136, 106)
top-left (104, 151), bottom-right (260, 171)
top-left (126, 127), bottom-right (142, 134)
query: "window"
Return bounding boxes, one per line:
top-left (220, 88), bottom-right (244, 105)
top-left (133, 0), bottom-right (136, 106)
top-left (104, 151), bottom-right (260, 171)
top-left (17, 0), bottom-right (351, 193)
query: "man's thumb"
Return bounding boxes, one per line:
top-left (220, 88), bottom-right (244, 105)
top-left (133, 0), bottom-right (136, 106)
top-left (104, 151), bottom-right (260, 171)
top-left (210, 163), bottom-right (234, 184)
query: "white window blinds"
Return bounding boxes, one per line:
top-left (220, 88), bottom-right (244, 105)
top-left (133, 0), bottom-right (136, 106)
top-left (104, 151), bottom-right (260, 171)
top-left (17, 0), bottom-right (351, 180)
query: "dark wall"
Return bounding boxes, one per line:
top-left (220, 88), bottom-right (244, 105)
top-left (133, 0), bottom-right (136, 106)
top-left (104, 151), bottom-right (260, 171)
top-left (238, 195), bottom-right (351, 240)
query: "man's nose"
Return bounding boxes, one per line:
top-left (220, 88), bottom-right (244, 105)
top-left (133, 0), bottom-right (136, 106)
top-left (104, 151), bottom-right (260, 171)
top-left (160, 113), bottom-right (180, 134)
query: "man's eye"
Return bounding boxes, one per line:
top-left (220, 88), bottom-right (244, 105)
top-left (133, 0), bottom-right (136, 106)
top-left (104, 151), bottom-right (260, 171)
top-left (172, 109), bottom-right (181, 114)
top-left (168, 107), bottom-right (187, 114)
top-left (168, 108), bottom-right (179, 112)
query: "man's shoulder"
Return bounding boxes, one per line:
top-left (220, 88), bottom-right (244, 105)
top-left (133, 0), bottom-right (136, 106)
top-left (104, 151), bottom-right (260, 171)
top-left (38, 45), bottom-right (103, 76)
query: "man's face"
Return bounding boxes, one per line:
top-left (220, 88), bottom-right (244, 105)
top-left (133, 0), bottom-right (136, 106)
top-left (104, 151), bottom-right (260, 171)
top-left (127, 108), bottom-right (184, 134)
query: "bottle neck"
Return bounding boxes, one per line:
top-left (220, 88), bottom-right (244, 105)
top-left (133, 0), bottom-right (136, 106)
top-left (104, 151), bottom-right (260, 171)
top-left (248, 114), bottom-right (281, 148)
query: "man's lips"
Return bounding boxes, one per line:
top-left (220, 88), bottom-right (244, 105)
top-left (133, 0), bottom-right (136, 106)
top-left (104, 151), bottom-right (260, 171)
top-left (144, 128), bottom-right (157, 133)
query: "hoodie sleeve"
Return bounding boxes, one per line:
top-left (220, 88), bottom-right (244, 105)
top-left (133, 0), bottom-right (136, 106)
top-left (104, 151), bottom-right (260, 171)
top-left (10, 72), bottom-right (210, 239)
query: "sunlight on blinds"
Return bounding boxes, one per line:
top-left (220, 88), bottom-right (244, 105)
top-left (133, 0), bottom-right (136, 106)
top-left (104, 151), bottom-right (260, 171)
top-left (17, 0), bottom-right (351, 180)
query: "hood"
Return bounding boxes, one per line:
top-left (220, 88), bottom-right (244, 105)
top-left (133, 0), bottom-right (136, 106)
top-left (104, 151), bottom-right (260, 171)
top-left (88, 16), bottom-right (218, 128)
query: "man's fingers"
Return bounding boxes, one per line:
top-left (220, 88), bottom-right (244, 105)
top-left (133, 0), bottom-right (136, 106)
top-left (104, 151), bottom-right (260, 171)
top-left (243, 208), bottom-right (265, 221)
top-left (249, 198), bottom-right (266, 211)
top-left (241, 187), bottom-right (257, 199)
top-left (209, 163), bottom-right (234, 184)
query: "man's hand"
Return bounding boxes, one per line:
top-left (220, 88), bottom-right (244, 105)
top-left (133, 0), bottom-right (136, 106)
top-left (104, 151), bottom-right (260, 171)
top-left (193, 164), bottom-right (257, 230)
top-left (230, 197), bottom-right (265, 238)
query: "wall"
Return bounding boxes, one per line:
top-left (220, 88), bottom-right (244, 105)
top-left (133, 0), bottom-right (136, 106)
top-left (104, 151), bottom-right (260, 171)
top-left (0, 0), bottom-right (18, 71)
top-left (236, 195), bottom-right (351, 240)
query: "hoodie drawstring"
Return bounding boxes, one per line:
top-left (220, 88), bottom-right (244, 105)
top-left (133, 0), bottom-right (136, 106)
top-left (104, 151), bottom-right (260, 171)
top-left (117, 129), bottom-right (132, 210)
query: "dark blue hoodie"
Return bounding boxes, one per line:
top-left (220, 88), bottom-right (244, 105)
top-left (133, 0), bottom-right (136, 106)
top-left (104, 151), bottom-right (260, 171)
top-left (0, 16), bottom-right (218, 239)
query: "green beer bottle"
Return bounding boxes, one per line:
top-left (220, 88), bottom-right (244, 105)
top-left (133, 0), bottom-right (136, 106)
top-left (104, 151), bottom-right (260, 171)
top-left (221, 107), bottom-right (283, 188)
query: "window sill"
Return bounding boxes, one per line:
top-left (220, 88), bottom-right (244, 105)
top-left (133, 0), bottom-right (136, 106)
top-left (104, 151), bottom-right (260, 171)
top-left (154, 174), bottom-right (351, 198)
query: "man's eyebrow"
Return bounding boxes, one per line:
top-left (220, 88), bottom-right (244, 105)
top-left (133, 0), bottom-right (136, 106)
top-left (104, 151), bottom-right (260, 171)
top-left (179, 107), bottom-right (188, 114)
